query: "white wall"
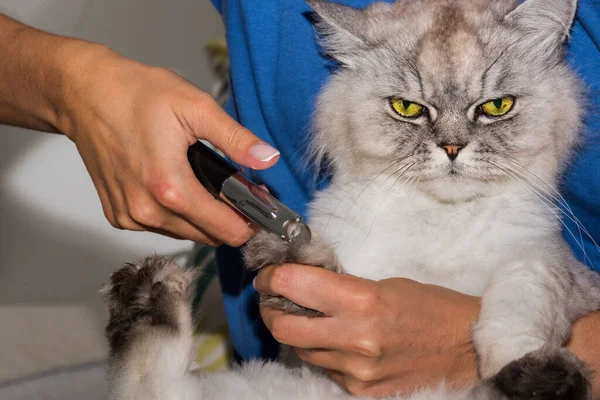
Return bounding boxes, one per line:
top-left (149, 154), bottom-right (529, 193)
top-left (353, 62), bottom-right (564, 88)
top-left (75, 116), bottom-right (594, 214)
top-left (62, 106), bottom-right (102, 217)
top-left (0, 0), bottom-right (224, 381)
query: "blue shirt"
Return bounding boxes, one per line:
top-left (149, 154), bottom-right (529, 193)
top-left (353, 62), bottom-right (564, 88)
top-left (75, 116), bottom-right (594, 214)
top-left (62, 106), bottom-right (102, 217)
top-left (210, 0), bottom-right (600, 360)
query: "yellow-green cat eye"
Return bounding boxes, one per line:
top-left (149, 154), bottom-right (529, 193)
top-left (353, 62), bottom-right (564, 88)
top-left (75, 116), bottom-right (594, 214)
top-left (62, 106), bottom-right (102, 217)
top-left (390, 98), bottom-right (425, 118)
top-left (480, 97), bottom-right (514, 117)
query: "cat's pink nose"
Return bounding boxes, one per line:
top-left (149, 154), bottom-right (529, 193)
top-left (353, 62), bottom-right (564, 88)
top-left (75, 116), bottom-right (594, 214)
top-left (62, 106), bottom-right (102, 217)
top-left (440, 144), bottom-right (464, 161)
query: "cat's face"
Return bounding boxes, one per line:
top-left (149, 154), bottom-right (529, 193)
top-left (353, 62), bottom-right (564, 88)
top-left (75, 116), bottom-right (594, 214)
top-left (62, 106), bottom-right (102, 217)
top-left (310, 0), bottom-right (582, 202)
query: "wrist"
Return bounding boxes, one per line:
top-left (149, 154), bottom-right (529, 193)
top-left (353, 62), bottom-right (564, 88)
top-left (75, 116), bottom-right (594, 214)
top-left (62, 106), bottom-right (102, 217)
top-left (423, 283), bottom-right (480, 347)
top-left (52, 38), bottom-right (123, 138)
top-left (449, 292), bottom-right (480, 386)
top-left (427, 285), bottom-right (480, 387)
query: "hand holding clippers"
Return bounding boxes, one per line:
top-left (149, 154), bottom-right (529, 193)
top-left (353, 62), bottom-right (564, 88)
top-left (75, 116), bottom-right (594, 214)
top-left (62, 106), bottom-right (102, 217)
top-left (187, 141), bottom-right (312, 245)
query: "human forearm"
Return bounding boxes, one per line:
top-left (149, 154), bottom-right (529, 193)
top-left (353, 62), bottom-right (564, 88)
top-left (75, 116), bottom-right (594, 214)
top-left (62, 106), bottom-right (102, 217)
top-left (0, 13), bottom-right (113, 133)
top-left (568, 311), bottom-right (600, 398)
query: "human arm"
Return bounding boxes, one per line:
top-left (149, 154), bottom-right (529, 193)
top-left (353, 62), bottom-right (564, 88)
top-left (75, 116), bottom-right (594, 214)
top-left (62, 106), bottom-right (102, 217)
top-left (0, 13), bottom-right (280, 245)
top-left (255, 264), bottom-right (600, 398)
top-left (0, 13), bottom-right (74, 132)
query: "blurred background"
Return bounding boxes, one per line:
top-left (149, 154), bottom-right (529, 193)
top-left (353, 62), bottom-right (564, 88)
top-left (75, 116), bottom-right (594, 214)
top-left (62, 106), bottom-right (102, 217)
top-left (0, 0), bottom-right (223, 395)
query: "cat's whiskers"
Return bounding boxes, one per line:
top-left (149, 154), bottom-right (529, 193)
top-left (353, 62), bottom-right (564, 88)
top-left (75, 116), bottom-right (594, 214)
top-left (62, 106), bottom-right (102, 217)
top-left (404, 168), bottom-right (423, 203)
top-left (497, 163), bottom-right (599, 267)
top-left (467, 181), bottom-right (484, 202)
top-left (491, 153), bottom-right (588, 231)
top-left (491, 153), bottom-right (600, 257)
top-left (485, 160), bottom-right (595, 268)
top-left (322, 154), bottom-right (416, 239)
top-left (356, 171), bottom-right (425, 255)
top-left (354, 163), bottom-right (418, 253)
top-left (502, 157), bottom-right (599, 252)
top-left (488, 161), bottom-right (591, 266)
top-left (339, 162), bottom-right (416, 253)
top-left (334, 156), bottom-right (416, 242)
top-left (483, 151), bottom-right (599, 254)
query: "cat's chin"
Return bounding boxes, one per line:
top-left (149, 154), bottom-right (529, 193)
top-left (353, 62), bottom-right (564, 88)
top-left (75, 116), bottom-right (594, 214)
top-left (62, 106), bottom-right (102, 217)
top-left (418, 177), bottom-right (492, 204)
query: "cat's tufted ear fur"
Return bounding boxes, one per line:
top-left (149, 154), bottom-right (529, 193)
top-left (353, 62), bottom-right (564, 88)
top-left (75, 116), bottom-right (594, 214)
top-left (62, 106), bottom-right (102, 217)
top-left (505, 0), bottom-right (577, 52)
top-left (306, 0), bottom-right (378, 67)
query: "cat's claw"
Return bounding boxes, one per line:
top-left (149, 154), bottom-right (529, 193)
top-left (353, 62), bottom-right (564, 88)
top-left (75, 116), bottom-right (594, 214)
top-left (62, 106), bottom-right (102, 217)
top-left (261, 295), bottom-right (324, 317)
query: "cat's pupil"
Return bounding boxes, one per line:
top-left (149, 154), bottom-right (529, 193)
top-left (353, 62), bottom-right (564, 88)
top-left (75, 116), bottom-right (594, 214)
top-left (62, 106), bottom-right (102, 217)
top-left (493, 98), bottom-right (503, 109)
top-left (402, 100), bottom-right (411, 109)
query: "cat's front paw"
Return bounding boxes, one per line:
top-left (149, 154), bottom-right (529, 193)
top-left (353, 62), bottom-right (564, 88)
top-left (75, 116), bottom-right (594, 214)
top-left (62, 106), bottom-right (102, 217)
top-left (242, 230), bottom-right (295, 271)
top-left (101, 256), bottom-right (199, 353)
top-left (493, 347), bottom-right (591, 400)
top-left (243, 230), bottom-right (342, 272)
top-left (243, 230), bottom-right (342, 316)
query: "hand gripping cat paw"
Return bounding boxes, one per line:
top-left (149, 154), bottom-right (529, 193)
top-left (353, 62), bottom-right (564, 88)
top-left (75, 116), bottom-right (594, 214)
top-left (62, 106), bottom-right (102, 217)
top-left (243, 230), bottom-right (342, 317)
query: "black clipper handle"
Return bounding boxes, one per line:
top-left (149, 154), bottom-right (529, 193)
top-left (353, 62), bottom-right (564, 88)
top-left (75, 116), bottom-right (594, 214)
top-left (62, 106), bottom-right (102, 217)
top-left (186, 140), bottom-right (312, 244)
top-left (187, 141), bottom-right (238, 197)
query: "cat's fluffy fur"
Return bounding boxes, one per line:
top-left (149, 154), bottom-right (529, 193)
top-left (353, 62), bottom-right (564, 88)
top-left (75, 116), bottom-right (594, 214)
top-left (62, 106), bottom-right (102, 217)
top-left (102, 0), bottom-right (600, 398)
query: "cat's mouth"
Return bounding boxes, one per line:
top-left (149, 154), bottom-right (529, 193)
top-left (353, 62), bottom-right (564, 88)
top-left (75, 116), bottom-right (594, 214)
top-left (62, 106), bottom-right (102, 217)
top-left (435, 164), bottom-right (492, 185)
top-left (443, 162), bottom-right (468, 179)
top-left (438, 163), bottom-right (506, 187)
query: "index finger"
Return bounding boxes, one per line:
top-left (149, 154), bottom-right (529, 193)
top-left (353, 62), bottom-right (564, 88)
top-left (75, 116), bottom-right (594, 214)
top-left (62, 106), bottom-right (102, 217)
top-left (254, 264), bottom-right (375, 316)
top-left (178, 165), bottom-right (257, 246)
top-left (260, 306), bottom-right (342, 349)
top-left (149, 152), bottom-right (256, 247)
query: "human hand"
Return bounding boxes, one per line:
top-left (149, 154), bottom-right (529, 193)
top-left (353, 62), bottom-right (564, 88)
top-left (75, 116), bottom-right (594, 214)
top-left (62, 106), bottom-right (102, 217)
top-left (255, 264), bottom-right (480, 397)
top-left (55, 46), bottom-right (279, 246)
top-left (568, 311), bottom-right (600, 399)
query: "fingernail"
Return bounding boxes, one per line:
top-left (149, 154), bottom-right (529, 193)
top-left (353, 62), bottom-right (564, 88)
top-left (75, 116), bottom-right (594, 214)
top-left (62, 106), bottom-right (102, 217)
top-left (250, 143), bottom-right (280, 162)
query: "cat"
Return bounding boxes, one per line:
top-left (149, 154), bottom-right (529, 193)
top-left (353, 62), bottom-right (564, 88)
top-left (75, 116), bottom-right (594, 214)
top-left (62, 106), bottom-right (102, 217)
top-left (101, 0), bottom-right (600, 399)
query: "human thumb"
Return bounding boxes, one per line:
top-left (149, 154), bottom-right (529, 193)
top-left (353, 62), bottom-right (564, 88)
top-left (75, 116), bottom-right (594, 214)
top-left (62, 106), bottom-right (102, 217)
top-left (191, 94), bottom-right (280, 170)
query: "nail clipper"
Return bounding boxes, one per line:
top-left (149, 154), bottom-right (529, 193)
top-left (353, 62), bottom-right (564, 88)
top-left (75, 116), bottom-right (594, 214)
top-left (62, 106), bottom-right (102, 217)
top-left (187, 141), bottom-right (312, 245)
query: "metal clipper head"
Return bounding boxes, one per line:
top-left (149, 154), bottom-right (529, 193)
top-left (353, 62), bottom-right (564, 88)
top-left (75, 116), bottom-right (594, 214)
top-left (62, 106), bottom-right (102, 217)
top-left (283, 218), bottom-right (312, 244)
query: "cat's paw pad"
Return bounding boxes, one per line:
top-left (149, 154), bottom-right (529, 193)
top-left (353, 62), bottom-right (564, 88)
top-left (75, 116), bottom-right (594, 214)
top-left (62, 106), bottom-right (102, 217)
top-left (101, 256), bottom-right (199, 351)
top-left (261, 294), bottom-right (324, 317)
top-left (493, 347), bottom-right (591, 400)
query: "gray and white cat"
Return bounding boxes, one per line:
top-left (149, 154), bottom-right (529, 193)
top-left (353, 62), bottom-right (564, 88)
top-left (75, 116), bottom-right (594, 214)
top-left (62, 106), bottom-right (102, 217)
top-left (102, 0), bottom-right (600, 398)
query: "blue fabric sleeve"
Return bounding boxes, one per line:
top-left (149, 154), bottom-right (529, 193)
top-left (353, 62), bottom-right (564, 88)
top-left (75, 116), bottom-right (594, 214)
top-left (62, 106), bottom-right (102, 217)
top-left (563, 0), bottom-right (600, 266)
top-left (211, 0), bottom-right (600, 360)
top-left (209, 0), bottom-right (221, 12)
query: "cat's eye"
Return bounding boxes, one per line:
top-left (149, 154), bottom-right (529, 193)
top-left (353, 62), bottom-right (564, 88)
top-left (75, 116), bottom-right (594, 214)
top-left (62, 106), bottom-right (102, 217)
top-left (390, 98), bottom-right (426, 118)
top-left (480, 96), bottom-right (515, 117)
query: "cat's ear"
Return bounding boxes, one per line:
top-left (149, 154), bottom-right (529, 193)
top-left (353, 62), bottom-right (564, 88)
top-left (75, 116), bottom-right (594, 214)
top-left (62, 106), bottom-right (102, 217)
top-left (505, 0), bottom-right (577, 45)
top-left (306, 0), bottom-right (371, 67)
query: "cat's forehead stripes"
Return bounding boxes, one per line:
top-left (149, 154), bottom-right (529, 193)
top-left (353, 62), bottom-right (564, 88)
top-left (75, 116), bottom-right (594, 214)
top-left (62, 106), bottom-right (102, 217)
top-left (413, 5), bottom-right (486, 105)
